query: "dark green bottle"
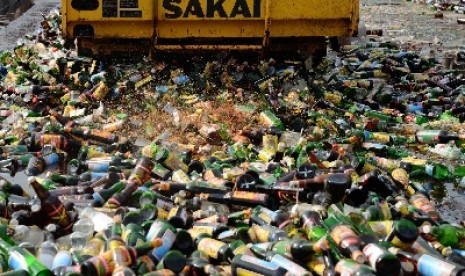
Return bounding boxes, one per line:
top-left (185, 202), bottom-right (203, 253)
top-left (155, 250), bottom-right (186, 274)
top-left (0, 238), bottom-right (52, 276)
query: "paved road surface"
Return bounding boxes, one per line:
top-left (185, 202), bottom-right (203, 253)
top-left (0, 0), bottom-right (60, 51)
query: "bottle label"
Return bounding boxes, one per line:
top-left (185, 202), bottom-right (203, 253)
top-left (410, 196), bottom-right (435, 214)
top-left (192, 225), bottom-right (214, 235)
top-left (8, 250), bottom-right (29, 271)
top-left (258, 149), bottom-right (274, 162)
top-left (156, 200), bottom-right (173, 220)
top-left (112, 247), bottom-right (132, 267)
top-left (151, 229), bottom-right (175, 261)
top-left (48, 203), bottom-right (72, 230)
top-left (250, 225), bottom-right (270, 242)
top-left (425, 164), bottom-right (434, 177)
top-left (418, 254), bottom-right (458, 276)
top-left (402, 157), bottom-right (427, 167)
top-left (39, 134), bottom-right (64, 149)
top-left (236, 256), bottom-right (279, 275)
top-left (335, 259), bottom-right (364, 274)
top-left (257, 212), bottom-right (272, 225)
top-left (129, 163), bottom-right (151, 186)
top-left (371, 132), bottom-right (391, 144)
top-left (90, 129), bottom-right (116, 142)
top-left (416, 130), bottom-right (440, 144)
top-left (142, 144), bottom-right (158, 159)
top-left (198, 238), bottom-right (225, 259)
top-left (42, 153), bottom-right (60, 166)
top-left (168, 206), bottom-right (187, 223)
top-left (375, 158), bottom-right (400, 171)
top-left (86, 160), bottom-right (111, 173)
top-left (163, 151), bottom-right (179, 171)
top-left (368, 221), bottom-right (393, 238)
top-left (233, 191), bottom-right (266, 202)
top-left (262, 135), bottom-right (278, 153)
top-left (363, 244), bottom-right (386, 270)
top-left (269, 254), bottom-right (309, 275)
top-left (108, 238), bottom-right (125, 250)
top-left (330, 225), bottom-right (360, 249)
top-left (391, 168), bottom-right (409, 187)
top-left (236, 268), bottom-right (264, 276)
top-left (172, 170), bottom-right (191, 183)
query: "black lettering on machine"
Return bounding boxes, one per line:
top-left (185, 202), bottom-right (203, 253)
top-left (120, 0), bottom-right (138, 8)
top-left (163, 0), bottom-right (262, 19)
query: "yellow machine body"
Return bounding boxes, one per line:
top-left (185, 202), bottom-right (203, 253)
top-left (62, 0), bottom-right (359, 54)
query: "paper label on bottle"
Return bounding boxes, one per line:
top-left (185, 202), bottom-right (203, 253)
top-left (192, 225), bottom-right (214, 235)
top-left (48, 203), bottom-right (72, 230)
top-left (257, 212), bottom-right (272, 225)
top-left (368, 221), bottom-right (393, 238)
top-left (363, 244), bottom-right (386, 270)
top-left (86, 160), bottom-right (110, 173)
top-left (8, 251), bottom-right (28, 271)
top-left (401, 157), bottom-right (427, 167)
top-left (250, 225), bottom-right (271, 242)
top-left (198, 238), bottom-right (225, 259)
top-left (151, 229), bottom-right (175, 261)
top-left (233, 191), bottom-right (266, 202)
top-left (410, 196), bottom-right (435, 214)
top-left (236, 256), bottom-right (280, 275)
top-left (391, 168), bottom-right (409, 187)
top-left (163, 151), bottom-right (179, 171)
top-left (416, 130), bottom-right (440, 144)
top-left (236, 267), bottom-right (264, 276)
top-left (371, 132), bottom-right (391, 144)
top-left (258, 150), bottom-right (274, 162)
top-left (335, 260), bottom-right (363, 275)
top-left (330, 225), bottom-right (360, 249)
top-left (270, 254), bottom-right (309, 275)
top-left (157, 209), bottom-right (169, 220)
top-left (262, 135), bottom-right (278, 153)
top-left (391, 236), bottom-right (412, 250)
top-left (425, 164), bottom-right (434, 177)
top-left (39, 134), bottom-right (63, 149)
top-left (418, 254), bottom-right (458, 276)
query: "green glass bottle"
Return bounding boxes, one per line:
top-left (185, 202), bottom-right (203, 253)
top-left (454, 165), bottom-right (465, 177)
top-left (155, 250), bottom-right (186, 274)
top-left (269, 239), bottom-right (321, 263)
top-left (421, 224), bottom-right (465, 249)
top-left (196, 235), bottom-right (233, 264)
top-left (47, 173), bottom-right (80, 186)
top-left (300, 210), bottom-right (327, 241)
top-left (0, 238), bottom-right (52, 276)
top-left (387, 219), bottom-right (419, 251)
top-left (425, 163), bottom-right (450, 180)
top-left (416, 130), bottom-right (459, 144)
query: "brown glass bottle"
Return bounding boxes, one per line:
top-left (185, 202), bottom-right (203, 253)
top-left (28, 177), bottom-right (74, 236)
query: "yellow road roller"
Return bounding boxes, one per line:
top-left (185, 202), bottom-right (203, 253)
top-left (62, 0), bottom-right (359, 57)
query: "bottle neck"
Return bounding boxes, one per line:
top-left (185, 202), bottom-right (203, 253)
top-left (29, 178), bottom-right (50, 200)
